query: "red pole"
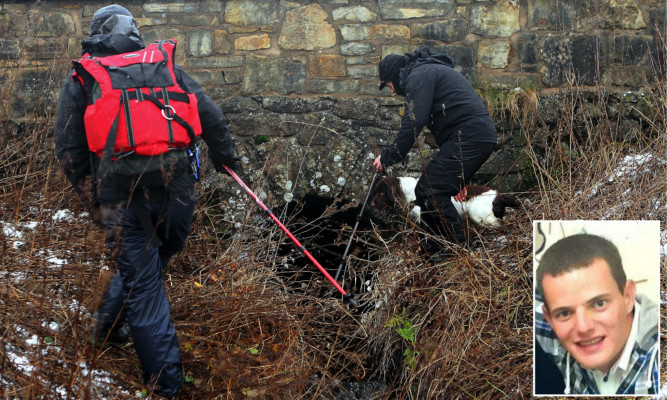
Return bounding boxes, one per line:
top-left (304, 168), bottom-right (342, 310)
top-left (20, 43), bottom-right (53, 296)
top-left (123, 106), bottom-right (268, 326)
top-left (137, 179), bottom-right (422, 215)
top-left (223, 165), bottom-right (355, 303)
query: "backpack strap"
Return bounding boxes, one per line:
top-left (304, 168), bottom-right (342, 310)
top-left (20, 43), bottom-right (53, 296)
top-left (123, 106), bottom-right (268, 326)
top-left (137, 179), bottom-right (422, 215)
top-left (138, 91), bottom-right (198, 149)
top-left (120, 89), bottom-right (135, 147)
top-left (96, 111), bottom-right (121, 185)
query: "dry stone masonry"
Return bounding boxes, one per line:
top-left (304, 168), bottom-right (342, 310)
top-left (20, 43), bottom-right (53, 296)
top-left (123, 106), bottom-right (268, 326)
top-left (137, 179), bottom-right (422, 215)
top-left (1, 1), bottom-right (663, 219)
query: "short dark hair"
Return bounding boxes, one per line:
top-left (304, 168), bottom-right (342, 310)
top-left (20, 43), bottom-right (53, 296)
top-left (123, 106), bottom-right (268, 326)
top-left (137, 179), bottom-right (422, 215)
top-left (537, 233), bottom-right (626, 302)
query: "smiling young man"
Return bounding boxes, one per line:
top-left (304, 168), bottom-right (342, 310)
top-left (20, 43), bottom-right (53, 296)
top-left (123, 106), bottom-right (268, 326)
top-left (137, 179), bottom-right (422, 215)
top-left (534, 233), bottom-right (659, 395)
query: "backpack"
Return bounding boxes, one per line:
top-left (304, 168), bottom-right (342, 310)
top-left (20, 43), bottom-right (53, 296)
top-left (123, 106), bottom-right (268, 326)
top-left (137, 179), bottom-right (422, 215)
top-left (72, 39), bottom-right (202, 191)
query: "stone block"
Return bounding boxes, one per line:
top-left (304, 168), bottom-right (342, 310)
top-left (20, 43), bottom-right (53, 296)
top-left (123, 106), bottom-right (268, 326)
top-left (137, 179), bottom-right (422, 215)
top-left (477, 147), bottom-right (525, 175)
top-left (612, 35), bottom-right (652, 65)
top-left (340, 24), bottom-right (372, 42)
top-left (372, 25), bottom-right (411, 40)
top-left (378, 0), bottom-right (455, 20)
top-left (189, 30), bottom-right (213, 57)
top-left (412, 19), bottom-right (467, 43)
top-left (24, 38), bottom-right (69, 60)
top-left (226, 110), bottom-right (286, 137)
top-left (476, 74), bottom-right (541, 91)
top-left (341, 42), bottom-right (375, 56)
top-left (189, 69), bottom-right (226, 86)
top-left (224, 0), bottom-right (279, 26)
top-left (27, 10), bottom-right (75, 38)
top-left (144, 3), bottom-right (201, 13)
top-left (202, 0), bottom-right (223, 12)
top-left (223, 69), bottom-right (244, 84)
top-left (527, 0), bottom-right (646, 31)
top-left (348, 65), bottom-right (378, 81)
top-left (187, 56), bottom-right (244, 69)
top-left (539, 33), bottom-right (608, 87)
top-left (360, 82), bottom-right (386, 96)
top-left (207, 86), bottom-right (238, 99)
top-left (0, 13), bottom-right (26, 37)
top-left (214, 30), bottom-right (233, 55)
top-left (243, 56), bottom-right (306, 95)
top-left (381, 45), bottom-right (411, 58)
top-left (518, 33), bottom-right (538, 65)
top-left (332, 6), bottom-right (377, 22)
top-left (477, 40), bottom-right (510, 69)
top-left (219, 96), bottom-right (262, 113)
top-left (293, 114), bottom-right (336, 147)
top-left (279, 4), bottom-right (336, 50)
top-left (261, 96), bottom-right (334, 113)
top-left (333, 98), bottom-right (379, 120)
top-left (235, 34), bottom-right (271, 50)
top-left (309, 55), bottom-right (347, 78)
top-left (308, 79), bottom-right (359, 94)
top-left (135, 17), bottom-right (168, 29)
top-left (607, 0), bottom-right (647, 29)
top-left (470, 2), bottom-right (520, 38)
top-left (346, 57), bottom-right (366, 65)
top-left (0, 40), bottom-right (22, 59)
top-left (166, 15), bottom-right (216, 27)
top-left (604, 66), bottom-right (653, 87)
top-left (425, 44), bottom-right (476, 81)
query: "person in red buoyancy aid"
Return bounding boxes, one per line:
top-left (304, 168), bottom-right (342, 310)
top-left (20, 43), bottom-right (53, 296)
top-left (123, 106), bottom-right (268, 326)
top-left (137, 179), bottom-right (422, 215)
top-left (55, 5), bottom-right (240, 398)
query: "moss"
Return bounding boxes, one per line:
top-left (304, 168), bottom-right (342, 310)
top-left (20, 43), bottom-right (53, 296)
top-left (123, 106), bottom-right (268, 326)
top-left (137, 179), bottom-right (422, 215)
top-left (255, 135), bottom-right (270, 145)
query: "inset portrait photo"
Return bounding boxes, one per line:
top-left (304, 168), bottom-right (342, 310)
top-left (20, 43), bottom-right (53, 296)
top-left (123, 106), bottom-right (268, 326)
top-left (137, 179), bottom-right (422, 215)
top-left (533, 220), bottom-right (660, 396)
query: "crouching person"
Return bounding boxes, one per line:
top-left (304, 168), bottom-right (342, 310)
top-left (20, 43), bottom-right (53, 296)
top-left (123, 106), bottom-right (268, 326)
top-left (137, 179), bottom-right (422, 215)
top-left (55, 5), bottom-right (240, 398)
top-left (372, 46), bottom-right (497, 255)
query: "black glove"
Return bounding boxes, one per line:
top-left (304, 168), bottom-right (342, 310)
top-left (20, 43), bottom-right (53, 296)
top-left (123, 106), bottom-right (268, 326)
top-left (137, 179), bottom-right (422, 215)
top-left (75, 185), bottom-right (104, 228)
top-left (213, 156), bottom-right (241, 176)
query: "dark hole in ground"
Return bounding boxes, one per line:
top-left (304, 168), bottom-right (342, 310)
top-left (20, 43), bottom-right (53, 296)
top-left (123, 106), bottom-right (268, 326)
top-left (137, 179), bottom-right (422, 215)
top-left (239, 193), bottom-right (402, 398)
top-left (277, 194), bottom-right (379, 302)
top-left (282, 194), bottom-right (394, 399)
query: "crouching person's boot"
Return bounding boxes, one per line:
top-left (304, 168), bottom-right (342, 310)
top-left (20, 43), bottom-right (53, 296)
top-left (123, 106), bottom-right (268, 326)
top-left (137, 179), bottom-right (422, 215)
top-left (417, 217), bottom-right (448, 263)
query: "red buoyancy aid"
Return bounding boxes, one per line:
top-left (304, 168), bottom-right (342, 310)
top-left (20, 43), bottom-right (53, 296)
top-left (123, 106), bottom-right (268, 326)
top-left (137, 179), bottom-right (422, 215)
top-left (73, 39), bottom-right (202, 157)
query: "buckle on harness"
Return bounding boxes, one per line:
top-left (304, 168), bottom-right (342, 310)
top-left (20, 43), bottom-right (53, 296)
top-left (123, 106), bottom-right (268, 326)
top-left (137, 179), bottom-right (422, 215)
top-left (161, 104), bottom-right (176, 120)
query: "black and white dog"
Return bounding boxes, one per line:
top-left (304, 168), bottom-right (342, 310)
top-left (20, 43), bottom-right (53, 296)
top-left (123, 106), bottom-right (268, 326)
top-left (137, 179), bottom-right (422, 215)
top-left (370, 176), bottom-right (520, 227)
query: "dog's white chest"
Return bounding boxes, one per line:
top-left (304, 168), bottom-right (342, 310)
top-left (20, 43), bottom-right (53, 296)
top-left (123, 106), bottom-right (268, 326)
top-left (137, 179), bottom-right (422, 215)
top-left (397, 177), bottom-right (418, 203)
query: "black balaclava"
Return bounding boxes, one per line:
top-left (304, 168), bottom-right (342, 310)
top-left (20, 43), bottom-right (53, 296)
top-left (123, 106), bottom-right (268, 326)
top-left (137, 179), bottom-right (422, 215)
top-left (378, 54), bottom-right (408, 95)
top-left (89, 4), bottom-right (134, 36)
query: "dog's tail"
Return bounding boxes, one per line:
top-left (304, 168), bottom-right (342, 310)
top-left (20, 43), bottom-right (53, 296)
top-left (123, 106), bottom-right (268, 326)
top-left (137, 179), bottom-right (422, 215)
top-left (491, 194), bottom-right (521, 219)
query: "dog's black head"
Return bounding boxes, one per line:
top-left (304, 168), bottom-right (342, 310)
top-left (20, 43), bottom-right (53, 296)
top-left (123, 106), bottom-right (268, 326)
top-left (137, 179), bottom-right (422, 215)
top-left (370, 177), bottom-right (401, 210)
top-left (491, 194), bottom-right (521, 219)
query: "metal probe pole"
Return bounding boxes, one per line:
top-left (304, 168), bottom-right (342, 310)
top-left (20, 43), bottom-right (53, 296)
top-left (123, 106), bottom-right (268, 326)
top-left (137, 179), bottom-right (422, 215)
top-left (223, 165), bottom-right (357, 306)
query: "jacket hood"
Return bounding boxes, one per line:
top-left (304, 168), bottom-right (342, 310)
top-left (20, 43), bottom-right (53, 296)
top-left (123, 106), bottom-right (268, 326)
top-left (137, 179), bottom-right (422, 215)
top-left (82, 13), bottom-right (144, 56)
top-left (398, 46), bottom-right (455, 94)
top-left (90, 4), bottom-right (133, 36)
top-left (635, 294), bottom-right (658, 347)
top-left (380, 46), bottom-right (455, 96)
top-left (405, 46), bottom-right (455, 69)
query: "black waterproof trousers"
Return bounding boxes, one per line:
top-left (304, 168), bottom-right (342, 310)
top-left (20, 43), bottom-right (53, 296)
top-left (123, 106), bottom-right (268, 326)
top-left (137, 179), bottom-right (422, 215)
top-left (97, 191), bottom-right (196, 398)
top-left (414, 141), bottom-right (495, 248)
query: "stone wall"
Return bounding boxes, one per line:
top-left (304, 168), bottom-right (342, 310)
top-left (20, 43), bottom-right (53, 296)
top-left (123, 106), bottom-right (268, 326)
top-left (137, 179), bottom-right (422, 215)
top-left (1, 1), bottom-right (664, 216)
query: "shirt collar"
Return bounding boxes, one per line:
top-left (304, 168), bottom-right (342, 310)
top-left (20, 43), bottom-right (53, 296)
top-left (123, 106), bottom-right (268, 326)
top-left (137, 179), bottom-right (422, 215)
top-left (613, 299), bottom-right (640, 372)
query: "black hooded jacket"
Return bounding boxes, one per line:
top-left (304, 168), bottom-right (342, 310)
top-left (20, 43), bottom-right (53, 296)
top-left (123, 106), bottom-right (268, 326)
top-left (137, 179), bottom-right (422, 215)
top-left (55, 19), bottom-right (239, 204)
top-left (380, 47), bottom-right (497, 167)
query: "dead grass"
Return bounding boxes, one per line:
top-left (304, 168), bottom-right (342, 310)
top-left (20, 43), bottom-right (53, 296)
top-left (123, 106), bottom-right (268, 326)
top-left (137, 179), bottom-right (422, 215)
top-left (1, 68), bottom-right (665, 400)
